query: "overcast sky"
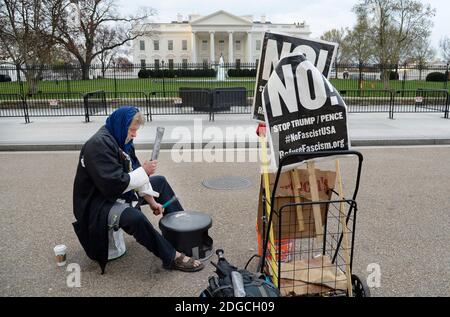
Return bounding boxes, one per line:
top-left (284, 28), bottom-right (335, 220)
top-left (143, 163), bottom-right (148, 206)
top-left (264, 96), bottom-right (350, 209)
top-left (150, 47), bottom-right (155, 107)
top-left (118, 0), bottom-right (449, 59)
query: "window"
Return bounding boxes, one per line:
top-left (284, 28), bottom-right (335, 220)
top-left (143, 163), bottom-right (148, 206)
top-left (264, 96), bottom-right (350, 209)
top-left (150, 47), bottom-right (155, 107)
top-left (140, 59), bottom-right (146, 68)
top-left (202, 59), bottom-right (209, 69)
top-left (182, 59), bottom-right (188, 69)
top-left (202, 40), bottom-right (208, 51)
top-left (256, 59), bottom-right (259, 67)
top-left (139, 40), bottom-right (145, 51)
top-left (256, 40), bottom-right (261, 51)
top-left (236, 59), bottom-right (241, 69)
top-left (153, 40), bottom-right (159, 51)
top-left (168, 59), bottom-right (174, 69)
top-left (154, 59), bottom-right (160, 70)
top-left (219, 40), bottom-right (225, 51)
top-left (235, 40), bottom-right (241, 51)
top-left (182, 40), bottom-right (187, 50)
top-left (168, 40), bottom-right (173, 51)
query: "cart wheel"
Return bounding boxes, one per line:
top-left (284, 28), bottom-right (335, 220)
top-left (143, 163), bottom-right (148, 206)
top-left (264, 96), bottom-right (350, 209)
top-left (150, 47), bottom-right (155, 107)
top-left (351, 274), bottom-right (371, 297)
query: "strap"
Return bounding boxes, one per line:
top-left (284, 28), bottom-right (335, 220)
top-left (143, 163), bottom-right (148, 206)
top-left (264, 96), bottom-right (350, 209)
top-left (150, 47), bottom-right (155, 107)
top-left (258, 285), bottom-right (269, 297)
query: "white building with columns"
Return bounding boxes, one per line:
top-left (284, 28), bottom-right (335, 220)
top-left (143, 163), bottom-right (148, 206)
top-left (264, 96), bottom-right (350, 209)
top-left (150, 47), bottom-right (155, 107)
top-left (132, 10), bottom-right (311, 67)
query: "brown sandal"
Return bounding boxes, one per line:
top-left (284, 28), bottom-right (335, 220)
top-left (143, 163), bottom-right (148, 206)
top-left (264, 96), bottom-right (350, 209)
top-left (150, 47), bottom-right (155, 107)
top-left (170, 253), bottom-right (204, 272)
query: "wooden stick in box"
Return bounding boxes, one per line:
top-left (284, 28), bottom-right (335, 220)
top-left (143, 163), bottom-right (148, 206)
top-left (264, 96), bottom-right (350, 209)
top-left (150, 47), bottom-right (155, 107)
top-left (336, 159), bottom-right (353, 297)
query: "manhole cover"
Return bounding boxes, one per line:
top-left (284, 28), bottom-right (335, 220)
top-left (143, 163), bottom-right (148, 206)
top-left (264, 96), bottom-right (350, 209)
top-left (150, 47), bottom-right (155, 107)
top-left (202, 176), bottom-right (252, 190)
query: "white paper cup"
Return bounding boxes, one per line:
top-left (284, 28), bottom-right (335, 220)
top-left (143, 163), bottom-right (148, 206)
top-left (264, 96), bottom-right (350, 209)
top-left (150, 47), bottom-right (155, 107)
top-left (54, 244), bottom-right (67, 266)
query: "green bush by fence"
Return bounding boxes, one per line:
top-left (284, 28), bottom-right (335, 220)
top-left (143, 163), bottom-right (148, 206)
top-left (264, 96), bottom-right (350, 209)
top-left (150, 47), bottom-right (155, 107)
top-left (138, 68), bottom-right (216, 79)
top-left (227, 69), bottom-right (257, 77)
top-left (389, 71), bottom-right (399, 80)
top-left (426, 72), bottom-right (448, 82)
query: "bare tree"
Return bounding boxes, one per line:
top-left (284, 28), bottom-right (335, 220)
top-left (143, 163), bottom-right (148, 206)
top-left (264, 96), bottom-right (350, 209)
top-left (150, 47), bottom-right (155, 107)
top-left (440, 36), bottom-right (450, 63)
top-left (408, 38), bottom-right (435, 80)
top-left (354, 0), bottom-right (435, 87)
top-left (0, 0), bottom-right (58, 94)
top-left (49, 0), bottom-right (156, 80)
top-left (345, 16), bottom-right (374, 66)
top-left (94, 27), bottom-right (119, 78)
top-left (320, 28), bottom-right (350, 78)
top-left (115, 56), bottom-right (133, 72)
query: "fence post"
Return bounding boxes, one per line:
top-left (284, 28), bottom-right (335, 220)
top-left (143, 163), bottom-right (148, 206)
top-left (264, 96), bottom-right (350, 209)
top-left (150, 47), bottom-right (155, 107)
top-left (162, 61), bottom-right (166, 98)
top-left (145, 92), bottom-right (152, 122)
top-left (16, 64), bottom-right (25, 98)
top-left (65, 65), bottom-right (71, 93)
top-left (445, 91), bottom-right (449, 119)
top-left (335, 57), bottom-right (338, 79)
top-left (358, 63), bottom-right (362, 97)
top-left (21, 94), bottom-right (30, 124)
top-left (83, 93), bottom-right (90, 123)
top-left (113, 63), bottom-right (118, 99)
top-left (389, 90), bottom-right (395, 119)
top-left (401, 63), bottom-right (407, 97)
top-left (445, 63), bottom-right (449, 91)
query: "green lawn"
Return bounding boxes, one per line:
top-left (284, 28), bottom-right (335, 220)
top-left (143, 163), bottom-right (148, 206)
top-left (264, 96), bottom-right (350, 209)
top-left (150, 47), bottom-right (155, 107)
top-left (0, 77), bottom-right (448, 98)
top-left (330, 79), bottom-right (449, 92)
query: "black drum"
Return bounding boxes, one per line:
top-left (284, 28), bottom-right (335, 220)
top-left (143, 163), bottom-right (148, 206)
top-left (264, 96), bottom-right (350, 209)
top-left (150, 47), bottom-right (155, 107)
top-left (159, 210), bottom-right (213, 261)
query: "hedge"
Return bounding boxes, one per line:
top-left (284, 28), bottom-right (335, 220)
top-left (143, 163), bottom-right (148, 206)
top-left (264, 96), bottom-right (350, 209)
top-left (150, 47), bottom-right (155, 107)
top-left (426, 72), bottom-right (448, 82)
top-left (389, 71), bottom-right (399, 80)
top-left (227, 69), bottom-right (257, 77)
top-left (138, 68), bottom-right (216, 78)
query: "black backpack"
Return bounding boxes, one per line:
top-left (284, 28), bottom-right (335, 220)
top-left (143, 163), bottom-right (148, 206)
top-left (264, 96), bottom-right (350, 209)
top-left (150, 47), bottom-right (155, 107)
top-left (201, 249), bottom-right (280, 298)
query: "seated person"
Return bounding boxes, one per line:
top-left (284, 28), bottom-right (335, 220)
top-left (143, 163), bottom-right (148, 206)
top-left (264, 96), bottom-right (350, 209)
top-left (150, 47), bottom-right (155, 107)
top-left (72, 106), bottom-right (204, 274)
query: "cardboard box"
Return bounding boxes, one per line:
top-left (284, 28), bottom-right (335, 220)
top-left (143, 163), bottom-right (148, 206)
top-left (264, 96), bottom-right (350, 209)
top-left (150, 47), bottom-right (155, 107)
top-left (257, 168), bottom-right (336, 241)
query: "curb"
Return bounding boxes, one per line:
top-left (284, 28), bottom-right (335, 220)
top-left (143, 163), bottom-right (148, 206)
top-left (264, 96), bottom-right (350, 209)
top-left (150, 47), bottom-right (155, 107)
top-left (1, 139), bottom-right (450, 151)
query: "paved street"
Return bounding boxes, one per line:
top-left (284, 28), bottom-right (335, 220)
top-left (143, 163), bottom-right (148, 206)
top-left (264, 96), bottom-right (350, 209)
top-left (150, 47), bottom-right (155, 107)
top-left (0, 146), bottom-right (449, 297)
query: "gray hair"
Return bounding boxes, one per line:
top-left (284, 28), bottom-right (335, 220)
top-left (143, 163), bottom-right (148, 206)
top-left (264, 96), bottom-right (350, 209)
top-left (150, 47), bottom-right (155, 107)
top-left (131, 111), bottom-right (145, 127)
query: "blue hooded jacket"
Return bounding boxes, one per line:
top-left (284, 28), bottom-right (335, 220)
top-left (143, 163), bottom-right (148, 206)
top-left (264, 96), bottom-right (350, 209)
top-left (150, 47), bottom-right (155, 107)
top-left (105, 106), bottom-right (140, 170)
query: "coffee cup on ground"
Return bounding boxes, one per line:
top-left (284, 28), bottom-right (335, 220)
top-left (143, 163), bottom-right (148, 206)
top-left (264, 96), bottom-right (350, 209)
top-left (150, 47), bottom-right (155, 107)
top-left (54, 244), bottom-right (67, 266)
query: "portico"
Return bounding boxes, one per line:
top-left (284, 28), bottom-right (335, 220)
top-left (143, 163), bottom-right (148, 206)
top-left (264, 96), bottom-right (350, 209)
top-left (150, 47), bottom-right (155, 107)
top-left (189, 11), bottom-right (254, 64)
top-left (133, 10), bottom-right (311, 66)
top-left (191, 31), bottom-right (252, 64)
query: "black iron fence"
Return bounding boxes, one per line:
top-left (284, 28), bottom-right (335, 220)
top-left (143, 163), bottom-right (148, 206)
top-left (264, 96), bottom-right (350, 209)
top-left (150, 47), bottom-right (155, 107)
top-left (1, 88), bottom-right (448, 123)
top-left (1, 62), bottom-right (449, 97)
top-left (340, 89), bottom-right (449, 119)
top-left (1, 61), bottom-right (449, 122)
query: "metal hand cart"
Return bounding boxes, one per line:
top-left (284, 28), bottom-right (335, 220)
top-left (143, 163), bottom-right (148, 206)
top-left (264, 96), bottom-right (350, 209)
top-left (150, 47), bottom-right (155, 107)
top-left (259, 150), bottom-right (370, 297)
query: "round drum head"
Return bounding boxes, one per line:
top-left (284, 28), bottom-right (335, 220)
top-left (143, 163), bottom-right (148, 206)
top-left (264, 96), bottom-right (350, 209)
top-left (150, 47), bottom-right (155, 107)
top-left (159, 211), bottom-right (213, 261)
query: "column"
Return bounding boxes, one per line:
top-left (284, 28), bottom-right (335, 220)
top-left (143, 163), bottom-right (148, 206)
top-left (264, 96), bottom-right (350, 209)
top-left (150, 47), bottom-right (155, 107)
top-left (191, 31), bottom-right (197, 64)
top-left (210, 31), bottom-right (215, 64)
top-left (228, 31), bottom-right (234, 64)
top-left (246, 32), bottom-right (253, 63)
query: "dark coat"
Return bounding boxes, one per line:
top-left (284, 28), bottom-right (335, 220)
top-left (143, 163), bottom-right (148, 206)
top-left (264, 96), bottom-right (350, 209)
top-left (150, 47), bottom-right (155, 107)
top-left (72, 126), bottom-right (140, 273)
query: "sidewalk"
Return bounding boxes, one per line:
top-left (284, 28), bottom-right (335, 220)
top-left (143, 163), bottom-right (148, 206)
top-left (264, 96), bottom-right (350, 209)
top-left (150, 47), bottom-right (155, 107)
top-left (0, 112), bottom-right (449, 150)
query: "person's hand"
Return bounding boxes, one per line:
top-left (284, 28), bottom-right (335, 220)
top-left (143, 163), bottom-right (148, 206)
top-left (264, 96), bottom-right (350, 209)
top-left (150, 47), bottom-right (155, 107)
top-left (142, 160), bottom-right (157, 176)
top-left (150, 202), bottom-right (164, 216)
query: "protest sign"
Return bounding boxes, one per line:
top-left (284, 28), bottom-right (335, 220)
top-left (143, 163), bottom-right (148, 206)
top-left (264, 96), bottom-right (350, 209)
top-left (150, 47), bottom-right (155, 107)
top-left (262, 53), bottom-right (350, 171)
top-left (253, 32), bottom-right (337, 122)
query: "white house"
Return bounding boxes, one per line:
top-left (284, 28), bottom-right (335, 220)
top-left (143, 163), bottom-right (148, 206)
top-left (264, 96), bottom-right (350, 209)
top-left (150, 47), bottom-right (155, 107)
top-left (132, 10), bottom-right (311, 67)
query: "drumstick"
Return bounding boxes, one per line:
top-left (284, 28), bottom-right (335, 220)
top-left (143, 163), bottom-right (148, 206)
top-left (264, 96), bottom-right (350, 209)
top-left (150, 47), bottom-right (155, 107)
top-left (162, 196), bottom-right (178, 209)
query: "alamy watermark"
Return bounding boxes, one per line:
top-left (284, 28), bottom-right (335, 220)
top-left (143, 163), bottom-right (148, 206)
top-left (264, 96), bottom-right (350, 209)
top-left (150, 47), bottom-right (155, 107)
top-left (366, 263), bottom-right (381, 288)
top-left (66, 263), bottom-right (81, 288)
top-left (169, 119), bottom-right (277, 166)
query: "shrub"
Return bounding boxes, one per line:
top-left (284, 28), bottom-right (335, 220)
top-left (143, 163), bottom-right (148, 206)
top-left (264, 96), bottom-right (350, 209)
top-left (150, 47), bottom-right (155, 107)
top-left (138, 69), bottom-right (150, 78)
top-left (426, 72), bottom-right (447, 82)
top-left (139, 68), bottom-right (216, 78)
top-left (389, 71), bottom-right (399, 80)
top-left (227, 68), bottom-right (257, 77)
